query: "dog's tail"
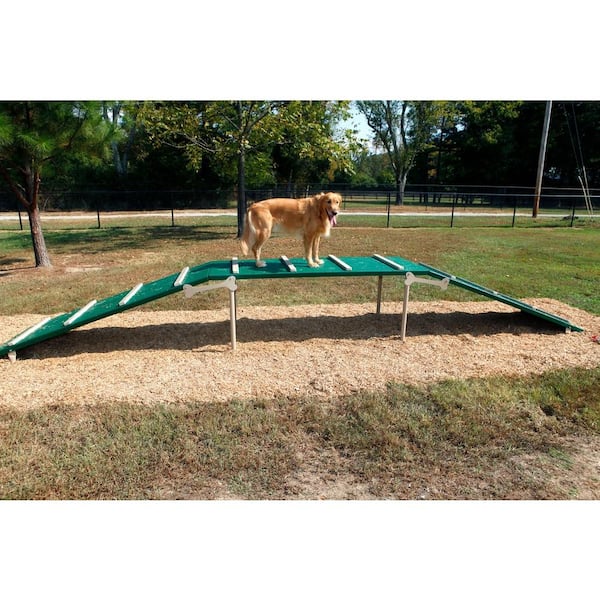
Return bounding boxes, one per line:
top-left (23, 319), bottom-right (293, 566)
top-left (239, 208), bottom-right (253, 256)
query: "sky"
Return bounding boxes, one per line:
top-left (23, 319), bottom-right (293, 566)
top-left (342, 105), bottom-right (372, 144)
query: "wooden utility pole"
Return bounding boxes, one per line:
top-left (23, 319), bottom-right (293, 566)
top-left (533, 100), bottom-right (552, 218)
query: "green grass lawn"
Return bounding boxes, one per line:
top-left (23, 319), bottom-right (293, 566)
top-left (1, 222), bottom-right (598, 315)
top-left (1, 367), bottom-right (599, 500)
top-left (1, 221), bottom-right (599, 500)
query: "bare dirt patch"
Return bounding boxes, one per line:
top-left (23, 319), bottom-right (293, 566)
top-left (2, 298), bottom-right (599, 410)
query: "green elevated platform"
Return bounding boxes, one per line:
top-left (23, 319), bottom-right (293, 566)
top-left (1, 254), bottom-right (583, 359)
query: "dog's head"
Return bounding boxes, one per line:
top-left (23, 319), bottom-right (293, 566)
top-left (317, 192), bottom-right (342, 226)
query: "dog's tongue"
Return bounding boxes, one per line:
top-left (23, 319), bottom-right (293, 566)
top-left (329, 213), bottom-right (337, 227)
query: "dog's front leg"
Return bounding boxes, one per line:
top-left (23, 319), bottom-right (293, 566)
top-left (312, 235), bottom-right (324, 265)
top-left (304, 235), bottom-right (319, 267)
top-left (304, 235), bottom-right (322, 267)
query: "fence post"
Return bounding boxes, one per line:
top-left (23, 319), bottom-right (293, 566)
top-left (96, 199), bottom-right (101, 229)
top-left (512, 197), bottom-right (517, 227)
top-left (570, 198), bottom-right (576, 227)
top-left (17, 202), bottom-right (23, 230)
top-left (386, 192), bottom-right (391, 228)
top-left (450, 195), bottom-right (456, 228)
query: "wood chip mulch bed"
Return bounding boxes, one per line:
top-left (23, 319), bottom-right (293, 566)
top-left (1, 299), bottom-right (599, 409)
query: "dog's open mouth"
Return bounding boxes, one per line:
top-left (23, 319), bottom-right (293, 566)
top-left (328, 210), bottom-right (338, 226)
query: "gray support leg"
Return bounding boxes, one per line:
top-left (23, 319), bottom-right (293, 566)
top-left (229, 287), bottom-right (237, 351)
top-left (401, 272), bottom-right (450, 341)
top-left (401, 279), bottom-right (411, 341)
top-left (376, 276), bottom-right (383, 314)
top-left (183, 276), bottom-right (239, 350)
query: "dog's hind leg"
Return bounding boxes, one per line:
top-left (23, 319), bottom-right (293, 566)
top-left (252, 230), bottom-right (269, 268)
top-left (242, 209), bottom-right (267, 267)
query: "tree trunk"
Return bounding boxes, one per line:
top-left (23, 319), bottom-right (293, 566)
top-left (28, 203), bottom-right (52, 268)
top-left (112, 141), bottom-right (127, 177)
top-left (0, 162), bottom-right (52, 267)
top-left (26, 165), bottom-right (52, 267)
top-left (395, 177), bottom-right (404, 205)
top-left (237, 145), bottom-right (247, 238)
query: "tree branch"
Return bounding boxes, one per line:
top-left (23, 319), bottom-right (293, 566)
top-left (0, 164), bottom-right (30, 210)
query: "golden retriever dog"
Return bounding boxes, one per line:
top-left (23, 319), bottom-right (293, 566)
top-left (240, 192), bottom-right (341, 268)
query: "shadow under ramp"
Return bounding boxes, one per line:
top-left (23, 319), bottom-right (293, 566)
top-left (16, 309), bottom-right (562, 360)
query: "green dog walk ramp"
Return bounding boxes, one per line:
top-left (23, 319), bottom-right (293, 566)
top-left (1, 254), bottom-right (583, 359)
top-left (420, 263), bottom-right (584, 333)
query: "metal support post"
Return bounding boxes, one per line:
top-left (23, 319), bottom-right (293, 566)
top-left (183, 276), bottom-right (239, 350)
top-left (376, 276), bottom-right (383, 314)
top-left (229, 286), bottom-right (237, 350)
top-left (400, 272), bottom-right (450, 341)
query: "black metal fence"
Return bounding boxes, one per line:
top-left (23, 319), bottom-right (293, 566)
top-left (342, 185), bottom-right (599, 210)
top-left (0, 188), bottom-right (233, 213)
top-left (1, 184), bottom-right (598, 229)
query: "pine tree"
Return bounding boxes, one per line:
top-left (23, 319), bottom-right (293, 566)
top-left (0, 102), bottom-right (113, 267)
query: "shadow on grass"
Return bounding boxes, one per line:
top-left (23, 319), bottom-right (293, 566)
top-left (45, 226), bottom-right (233, 254)
top-left (0, 256), bottom-right (29, 267)
top-left (0, 257), bottom-right (33, 276)
top-left (16, 310), bottom-right (561, 359)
